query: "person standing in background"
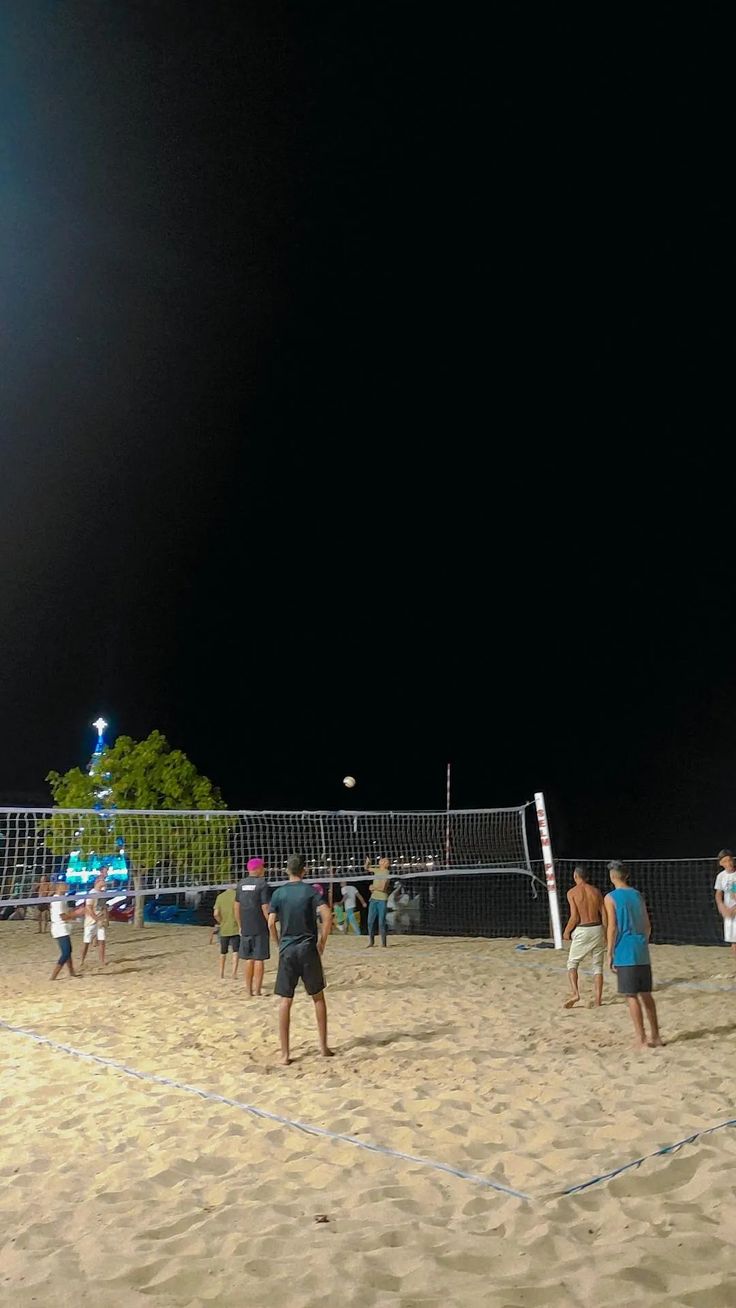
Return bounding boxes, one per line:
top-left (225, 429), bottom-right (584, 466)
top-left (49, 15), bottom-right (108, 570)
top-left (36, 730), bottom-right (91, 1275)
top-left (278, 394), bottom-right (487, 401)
top-left (340, 881), bottom-right (366, 935)
top-left (562, 865), bottom-right (607, 1008)
top-left (79, 872), bottom-right (109, 968)
top-left (364, 856), bottom-right (391, 947)
top-left (36, 875), bottom-right (52, 934)
top-left (605, 861), bottom-right (662, 1049)
top-left (235, 857), bottom-right (271, 996)
top-left (213, 884), bottom-right (240, 979)
top-left (49, 881), bottom-right (78, 980)
top-left (714, 850), bottom-right (736, 958)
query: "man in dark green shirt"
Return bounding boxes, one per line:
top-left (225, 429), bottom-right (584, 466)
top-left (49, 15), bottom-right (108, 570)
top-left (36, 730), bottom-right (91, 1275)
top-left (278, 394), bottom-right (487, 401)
top-left (268, 853), bottom-right (332, 1065)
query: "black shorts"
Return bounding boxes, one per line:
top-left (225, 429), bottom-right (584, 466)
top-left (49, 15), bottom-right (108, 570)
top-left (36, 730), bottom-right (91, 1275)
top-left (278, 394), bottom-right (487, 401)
top-left (275, 940), bottom-right (325, 999)
top-left (617, 964), bottom-right (653, 995)
top-left (238, 933), bottom-right (270, 962)
top-left (219, 934), bottom-right (241, 955)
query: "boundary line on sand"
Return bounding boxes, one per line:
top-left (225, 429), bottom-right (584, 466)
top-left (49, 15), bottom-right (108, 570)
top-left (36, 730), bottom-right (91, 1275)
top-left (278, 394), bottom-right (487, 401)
top-left (2, 1018), bottom-right (735, 1203)
top-left (0, 1019), bottom-right (529, 1201)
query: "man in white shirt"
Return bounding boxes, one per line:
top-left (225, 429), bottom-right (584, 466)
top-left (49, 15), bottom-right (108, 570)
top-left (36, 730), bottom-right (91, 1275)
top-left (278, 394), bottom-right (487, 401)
top-left (49, 881), bottom-right (78, 980)
top-left (340, 882), bottom-right (366, 936)
top-left (80, 873), bottom-right (109, 968)
top-left (714, 850), bottom-right (736, 956)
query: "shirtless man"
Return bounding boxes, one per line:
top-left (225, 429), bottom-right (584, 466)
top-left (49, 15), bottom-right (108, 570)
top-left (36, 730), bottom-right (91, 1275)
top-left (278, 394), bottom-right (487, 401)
top-left (562, 866), bottom-right (606, 1008)
top-left (36, 876), bottom-right (53, 934)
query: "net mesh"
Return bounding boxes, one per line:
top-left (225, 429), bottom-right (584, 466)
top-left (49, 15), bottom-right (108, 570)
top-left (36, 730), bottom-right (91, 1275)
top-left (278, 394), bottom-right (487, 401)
top-left (0, 805), bottom-right (533, 908)
top-left (4, 808), bottom-right (723, 946)
top-left (545, 858), bottom-right (727, 947)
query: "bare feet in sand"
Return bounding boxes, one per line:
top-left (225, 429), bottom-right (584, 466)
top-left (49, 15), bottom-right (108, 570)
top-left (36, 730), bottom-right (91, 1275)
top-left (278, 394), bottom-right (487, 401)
top-left (564, 996), bottom-right (580, 1009)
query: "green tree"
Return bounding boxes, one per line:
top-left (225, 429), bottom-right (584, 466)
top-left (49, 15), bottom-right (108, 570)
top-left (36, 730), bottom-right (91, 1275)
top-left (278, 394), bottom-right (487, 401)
top-left (46, 731), bottom-right (230, 927)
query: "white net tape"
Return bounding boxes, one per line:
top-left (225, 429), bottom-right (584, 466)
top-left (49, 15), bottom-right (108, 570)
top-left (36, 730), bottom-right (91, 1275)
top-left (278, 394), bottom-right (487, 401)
top-left (0, 805), bottom-right (533, 906)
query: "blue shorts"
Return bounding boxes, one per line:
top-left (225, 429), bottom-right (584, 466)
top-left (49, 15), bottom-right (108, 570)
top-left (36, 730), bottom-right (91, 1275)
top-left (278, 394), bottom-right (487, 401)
top-left (57, 936), bottom-right (72, 965)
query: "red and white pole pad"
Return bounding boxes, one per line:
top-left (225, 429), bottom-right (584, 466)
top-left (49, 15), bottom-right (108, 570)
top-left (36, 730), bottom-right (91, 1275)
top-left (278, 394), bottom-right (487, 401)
top-left (534, 790), bottom-right (563, 950)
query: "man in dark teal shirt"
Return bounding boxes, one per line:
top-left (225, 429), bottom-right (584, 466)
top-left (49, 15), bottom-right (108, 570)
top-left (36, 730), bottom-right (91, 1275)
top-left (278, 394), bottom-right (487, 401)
top-left (268, 853), bottom-right (333, 1065)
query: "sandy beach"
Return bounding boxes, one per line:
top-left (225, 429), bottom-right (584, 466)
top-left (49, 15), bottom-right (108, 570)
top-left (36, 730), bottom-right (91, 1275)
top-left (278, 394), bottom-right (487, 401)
top-left (1, 920), bottom-right (735, 1307)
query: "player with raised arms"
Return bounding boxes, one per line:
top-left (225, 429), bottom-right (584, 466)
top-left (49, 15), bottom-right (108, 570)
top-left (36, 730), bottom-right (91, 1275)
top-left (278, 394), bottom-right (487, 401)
top-left (364, 856), bottom-right (391, 947)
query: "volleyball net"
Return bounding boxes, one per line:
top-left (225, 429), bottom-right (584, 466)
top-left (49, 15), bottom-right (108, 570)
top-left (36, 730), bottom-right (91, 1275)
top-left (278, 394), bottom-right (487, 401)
top-left (2, 805), bottom-right (722, 945)
top-left (0, 803), bottom-right (537, 908)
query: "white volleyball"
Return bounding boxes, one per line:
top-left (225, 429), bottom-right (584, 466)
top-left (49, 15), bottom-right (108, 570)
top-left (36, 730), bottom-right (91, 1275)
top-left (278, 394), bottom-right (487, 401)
top-left (343, 775), bottom-right (356, 789)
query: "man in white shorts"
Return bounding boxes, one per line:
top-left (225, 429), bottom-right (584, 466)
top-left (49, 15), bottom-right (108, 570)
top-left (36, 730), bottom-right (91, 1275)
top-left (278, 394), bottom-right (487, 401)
top-left (79, 873), bottom-right (109, 968)
top-left (562, 865), bottom-right (607, 1008)
top-left (339, 881), bottom-right (366, 935)
top-left (714, 850), bottom-right (736, 957)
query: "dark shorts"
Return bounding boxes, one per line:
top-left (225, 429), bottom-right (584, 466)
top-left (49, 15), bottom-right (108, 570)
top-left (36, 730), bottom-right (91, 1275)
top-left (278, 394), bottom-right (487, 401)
top-left (275, 940), bottom-right (325, 999)
top-left (238, 933), bottom-right (270, 962)
top-left (57, 936), bottom-right (72, 965)
top-left (617, 964), bottom-right (653, 995)
top-left (219, 934), bottom-right (241, 955)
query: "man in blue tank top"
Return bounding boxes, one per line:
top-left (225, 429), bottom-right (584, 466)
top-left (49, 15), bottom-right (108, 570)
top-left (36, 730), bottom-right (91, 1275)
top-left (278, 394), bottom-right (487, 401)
top-left (605, 861), bottom-right (662, 1049)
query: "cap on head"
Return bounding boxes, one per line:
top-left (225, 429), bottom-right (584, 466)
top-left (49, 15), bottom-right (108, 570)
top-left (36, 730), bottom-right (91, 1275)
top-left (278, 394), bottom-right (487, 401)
top-left (287, 852), bottom-right (306, 876)
top-left (247, 857), bottom-right (264, 873)
top-left (313, 883), bottom-right (324, 896)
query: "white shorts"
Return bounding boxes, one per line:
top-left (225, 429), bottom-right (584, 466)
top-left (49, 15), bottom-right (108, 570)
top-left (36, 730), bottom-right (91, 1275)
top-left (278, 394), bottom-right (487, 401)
top-left (724, 916), bottom-right (736, 943)
top-left (567, 924), bottom-right (605, 973)
top-left (83, 921), bottom-right (106, 944)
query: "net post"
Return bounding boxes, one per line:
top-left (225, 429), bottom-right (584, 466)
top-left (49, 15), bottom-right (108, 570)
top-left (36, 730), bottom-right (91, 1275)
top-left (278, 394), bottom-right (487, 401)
top-left (534, 791), bottom-right (563, 949)
top-left (445, 762), bottom-right (451, 867)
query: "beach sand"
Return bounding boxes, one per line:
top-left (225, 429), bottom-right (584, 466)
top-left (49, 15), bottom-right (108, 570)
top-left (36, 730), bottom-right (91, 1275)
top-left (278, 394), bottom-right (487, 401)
top-left (1, 920), bottom-right (735, 1307)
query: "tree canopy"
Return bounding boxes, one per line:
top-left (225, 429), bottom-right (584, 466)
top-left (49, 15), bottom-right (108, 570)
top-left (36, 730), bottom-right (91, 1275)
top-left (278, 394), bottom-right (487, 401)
top-left (46, 731), bottom-right (231, 926)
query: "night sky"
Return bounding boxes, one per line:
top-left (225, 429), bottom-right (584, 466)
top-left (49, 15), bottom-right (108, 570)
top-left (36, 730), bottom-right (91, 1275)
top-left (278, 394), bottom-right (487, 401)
top-left (1, 3), bottom-right (732, 857)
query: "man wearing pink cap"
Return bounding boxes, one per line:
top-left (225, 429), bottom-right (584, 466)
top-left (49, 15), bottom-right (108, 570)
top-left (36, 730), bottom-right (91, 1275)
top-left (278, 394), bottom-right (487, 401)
top-left (234, 858), bottom-right (272, 996)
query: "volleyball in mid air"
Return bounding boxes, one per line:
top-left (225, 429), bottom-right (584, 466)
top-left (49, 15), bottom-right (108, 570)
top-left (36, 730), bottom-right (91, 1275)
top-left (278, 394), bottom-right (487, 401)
top-left (343, 775), bottom-right (356, 789)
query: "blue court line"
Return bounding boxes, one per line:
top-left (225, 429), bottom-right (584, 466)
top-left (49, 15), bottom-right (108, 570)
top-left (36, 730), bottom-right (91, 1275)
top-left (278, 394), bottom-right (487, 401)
top-left (556, 1118), bottom-right (736, 1195)
top-left (2, 1018), bottom-right (735, 1204)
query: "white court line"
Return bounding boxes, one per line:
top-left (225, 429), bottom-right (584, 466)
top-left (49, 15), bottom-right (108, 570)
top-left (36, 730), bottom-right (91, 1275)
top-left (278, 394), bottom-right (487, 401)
top-left (3, 1015), bottom-right (735, 1203)
top-left (0, 1018), bottom-right (530, 1202)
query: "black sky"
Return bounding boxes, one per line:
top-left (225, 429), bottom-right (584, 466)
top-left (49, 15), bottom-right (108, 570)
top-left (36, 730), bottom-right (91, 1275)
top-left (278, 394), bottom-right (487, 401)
top-left (1, 2), bottom-right (733, 856)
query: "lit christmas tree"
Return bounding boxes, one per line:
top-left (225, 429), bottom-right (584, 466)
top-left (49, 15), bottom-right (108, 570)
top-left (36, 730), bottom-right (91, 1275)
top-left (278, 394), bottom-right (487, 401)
top-left (66, 718), bottom-right (129, 887)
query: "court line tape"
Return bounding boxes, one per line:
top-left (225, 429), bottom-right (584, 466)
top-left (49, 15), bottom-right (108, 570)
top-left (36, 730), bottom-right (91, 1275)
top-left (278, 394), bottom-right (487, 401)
top-left (2, 1018), bottom-right (735, 1203)
top-left (0, 1019), bottom-right (529, 1202)
top-left (556, 1118), bottom-right (736, 1195)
